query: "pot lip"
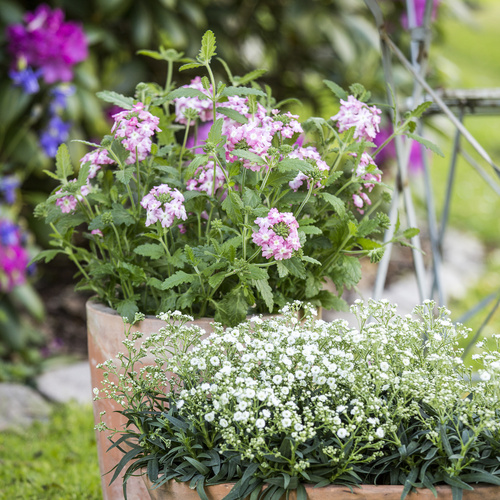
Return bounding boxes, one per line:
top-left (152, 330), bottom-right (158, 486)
top-left (141, 475), bottom-right (498, 492)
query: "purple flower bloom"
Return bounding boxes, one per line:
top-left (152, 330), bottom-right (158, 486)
top-left (8, 66), bottom-right (42, 94)
top-left (141, 184), bottom-right (187, 228)
top-left (401, 0), bottom-right (439, 29)
top-left (6, 4), bottom-right (88, 84)
top-left (39, 115), bottom-right (71, 157)
top-left (0, 175), bottom-right (21, 204)
top-left (0, 219), bottom-right (29, 292)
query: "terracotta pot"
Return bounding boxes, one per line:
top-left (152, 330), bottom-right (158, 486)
top-left (142, 477), bottom-right (500, 500)
top-left (87, 299), bottom-right (216, 500)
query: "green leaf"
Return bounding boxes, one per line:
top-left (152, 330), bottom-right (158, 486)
top-left (253, 279), bottom-right (274, 312)
top-left (161, 271), bottom-right (197, 290)
top-left (235, 69), bottom-right (267, 86)
top-left (55, 144), bottom-right (73, 180)
top-left (403, 227), bottom-right (420, 239)
top-left (276, 261), bottom-right (289, 278)
top-left (114, 167), bottom-right (134, 185)
top-left (231, 149), bottom-right (266, 165)
top-left (321, 193), bottom-right (345, 217)
top-left (216, 107), bottom-right (248, 124)
top-left (42, 169), bottom-right (60, 180)
top-left (208, 273), bottom-right (226, 289)
top-left (166, 87), bottom-right (209, 101)
top-left (199, 30), bottom-right (217, 64)
top-left (110, 140), bottom-right (130, 166)
top-left (222, 191), bottom-right (243, 224)
top-left (111, 203), bottom-right (135, 226)
top-left (407, 101), bottom-right (432, 120)
top-left (314, 290), bottom-right (349, 311)
top-left (220, 87), bottom-right (266, 98)
top-left (323, 79), bottom-right (348, 101)
top-left (133, 243), bottom-right (164, 259)
top-left (185, 155), bottom-right (210, 180)
top-left (278, 158), bottom-right (314, 174)
top-left (281, 258), bottom-right (306, 279)
top-left (184, 456), bottom-right (210, 475)
top-left (215, 289), bottom-right (249, 326)
top-left (96, 91), bottom-right (134, 110)
top-left (29, 249), bottom-right (61, 265)
top-left (179, 62), bottom-right (204, 72)
top-left (299, 225), bottom-right (322, 235)
top-left (246, 265), bottom-right (268, 280)
top-left (305, 275), bottom-right (323, 299)
top-left (301, 255), bottom-right (321, 266)
top-left (406, 132), bottom-right (444, 157)
top-left (208, 118), bottom-right (224, 144)
top-left (116, 300), bottom-right (139, 322)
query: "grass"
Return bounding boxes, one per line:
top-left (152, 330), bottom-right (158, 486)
top-left (424, 0), bottom-right (500, 364)
top-left (0, 403), bottom-right (101, 500)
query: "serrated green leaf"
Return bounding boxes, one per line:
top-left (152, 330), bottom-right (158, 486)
top-left (96, 91), bottom-right (134, 110)
top-left (299, 225), bottom-right (322, 235)
top-left (110, 141), bottom-right (130, 167)
top-left (403, 227), bottom-right (420, 239)
top-left (276, 261), bottom-right (289, 278)
top-left (111, 203), bottom-right (135, 226)
top-left (161, 271), bottom-right (197, 290)
top-left (321, 192), bottom-right (345, 217)
top-left (55, 144), bottom-right (73, 180)
top-left (278, 158), bottom-right (314, 174)
top-left (208, 273), bottom-right (226, 289)
top-left (220, 87), bottom-right (266, 98)
top-left (222, 191), bottom-right (243, 224)
top-left (199, 30), bottom-right (217, 64)
top-left (323, 79), bottom-right (348, 100)
top-left (253, 279), bottom-right (274, 312)
top-left (166, 87), bottom-right (209, 101)
top-left (116, 300), bottom-right (139, 322)
top-left (231, 149), bottom-right (266, 165)
top-left (301, 255), bottom-right (321, 266)
top-left (185, 155), bottom-right (209, 180)
top-left (407, 101), bottom-right (432, 120)
top-left (133, 243), bottom-right (164, 259)
top-left (406, 132), bottom-right (444, 157)
top-left (235, 69), bottom-right (267, 86)
top-left (179, 62), bottom-right (205, 72)
top-left (281, 258), bottom-right (306, 279)
top-left (42, 169), bottom-right (60, 180)
top-left (216, 107), bottom-right (248, 124)
top-left (246, 265), bottom-right (268, 280)
top-left (208, 117), bottom-right (224, 144)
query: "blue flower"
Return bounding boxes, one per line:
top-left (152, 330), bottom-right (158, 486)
top-left (8, 67), bottom-right (42, 95)
top-left (0, 176), bottom-right (20, 204)
top-left (39, 116), bottom-right (71, 157)
top-left (49, 84), bottom-right (75, 115)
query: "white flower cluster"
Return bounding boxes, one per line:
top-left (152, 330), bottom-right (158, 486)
top-left (96, 299), bottom-right (500, 476)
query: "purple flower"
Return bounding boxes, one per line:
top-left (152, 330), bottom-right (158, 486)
top-left (39, 115), bottom-right (71, 157)
top-left (0, 176), bottom-right (21, 204)
top-left (0, 219), bottom-right (29, 292)
top-left (141, 184), bottom-right (187, 228)
top-left (8, 66), bottom-right (42, 94)
top-left (6, 4), bottom-right (88, 84)
top-left (401, 0), bottom-right (439, 28)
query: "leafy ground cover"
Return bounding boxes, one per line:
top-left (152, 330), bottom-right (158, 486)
top-left (0, 403), bottom-right (101, 499)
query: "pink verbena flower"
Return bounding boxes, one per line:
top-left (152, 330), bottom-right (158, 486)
top-left (174, 76), bottom-right (213, 125)
top-left (288, 146), bottom-right (329, 191)
top-left (141, 184), bottom-right (187, 228)
top-left (186, 161), bottom-right (225, 195)
top-left (55, 179), bottom-right (90, 213)
top-left (270, 110), bottom-right (303, 139)
top-left (111, 102), bottom-right (161, 164)
top-left (6, 4), bottom-right (88, 84)
top-left (351, 153), bottom-right (382, 214)
top-left (252, 208), bottom-right (301, 261)
top-left (331, 95), bottom-right (381, 141)
top-left (81, 149), bottom-right (114, 179)
top-left (0, 220), bottom-right (29, 292)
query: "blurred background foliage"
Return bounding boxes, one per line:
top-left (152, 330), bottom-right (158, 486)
top-left (1, 0), bottom-right (497, 383)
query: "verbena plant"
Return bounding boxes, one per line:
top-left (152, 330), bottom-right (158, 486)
top-left (33, 31), bottom-right (428, 325)
top-left (95, 300), bottom-right (500, 500)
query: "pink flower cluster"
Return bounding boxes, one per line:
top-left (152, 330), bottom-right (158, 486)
top-left (252, 208), bottom-right (301, 261)
top-left (81, 149), bottom-right (114, 179)
top-left (112, 102), bottom-right (161, 164)
top-left (0, 220), bottom-right (29, 292)
top-left (186, 161), bottom-right (225, 195)
top-left (55, 180), bottom-right (90, 214)
top-left (352, 153), bottom-right (382, 214)
top-left (174, 76), bottom-right (213, 125)
top-left (141, 184), bottom-right (187, 228)
top-left (6, 4), bottom-right (88, 84)
top-left (331, 95), bottom-right (381, 142)
top-left (288, 146), bottom-right (329, 191)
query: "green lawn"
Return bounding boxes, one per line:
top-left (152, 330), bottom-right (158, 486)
top-left (426, 0), bottom-right (500, 360)
top-left (0, 403), bottom-right (101, 500)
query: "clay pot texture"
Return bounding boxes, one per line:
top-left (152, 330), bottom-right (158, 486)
top-left (87, 299), bottom-right (215, 500)
top-left (142, 477), bottom-right (500, 500)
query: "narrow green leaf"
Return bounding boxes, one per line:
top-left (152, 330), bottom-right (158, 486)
top-left (407, 101), bottom-right (432, 119)
top-left (161, 271), bottom-right (197, 290)
top-left (133, 243), bottom-right (164, 259)
top-left (96, 91), bottom-right (134, 110)
top-left (236, 69), bottom-right (267, 86)
top-left (406, 132), bottom-right (444, 157)
top-left (322, 192), bottom-right (345, 217)
top-left (220, 87), bottom-right (266, 98)
top-left (253, 279), bottom-right (274, 312)
top-left (403, 227), bottom-right (420, 239)
top-left (199, 30), bottom-right (217, 64)
top-left (166, 87), bottom-right (209, 101)
top-left (323, 79), bottom-right (348, 100)
top-left (217, 107), bottom-right (248, 124)
top-left (55, 144), bottom-right (73, 180)
top-left (231, 149), bottom-right (266, 165)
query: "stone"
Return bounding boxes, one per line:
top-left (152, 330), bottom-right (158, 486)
top-left (36, 361), bottom-right (92, 405)
top-left (0, 383), bottom-right (51, 431)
